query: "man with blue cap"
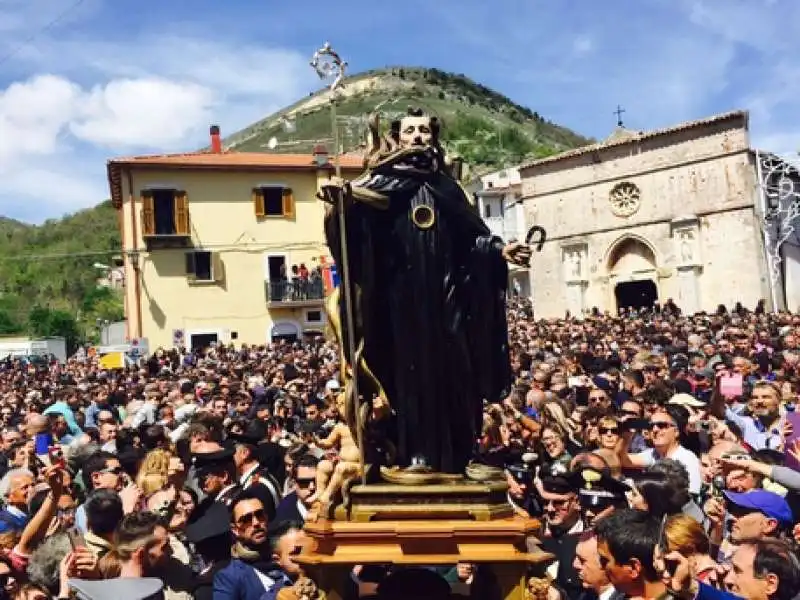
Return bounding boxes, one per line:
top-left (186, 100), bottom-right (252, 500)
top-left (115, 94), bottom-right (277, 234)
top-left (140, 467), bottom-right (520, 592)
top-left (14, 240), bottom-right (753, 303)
top-left (722, 489), bottom-right (793, 544)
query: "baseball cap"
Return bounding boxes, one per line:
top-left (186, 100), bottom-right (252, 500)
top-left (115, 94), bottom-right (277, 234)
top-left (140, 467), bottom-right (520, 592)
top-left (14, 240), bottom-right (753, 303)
top-left (723, 489), bottom-right (794, 525)
top-left (668, 392), bottom-right (706, 409)
top-left (325, 379), bottom-right (341, 393)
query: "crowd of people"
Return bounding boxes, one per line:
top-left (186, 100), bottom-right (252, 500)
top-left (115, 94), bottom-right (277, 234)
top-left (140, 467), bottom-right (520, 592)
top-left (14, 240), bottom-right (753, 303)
top-left (0, 299), bottom-right (798, 599)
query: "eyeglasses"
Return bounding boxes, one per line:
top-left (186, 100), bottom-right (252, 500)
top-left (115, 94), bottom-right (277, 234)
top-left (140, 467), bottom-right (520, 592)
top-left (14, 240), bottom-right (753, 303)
top-left (650, 421), bottom-right (675, 431)
top-left (235, 508), bottom-right (266, 526)
top-left (295, 477), bottom-right (315, 488)
top-left (544, 497), bottom-right (573, 510)
top-left (58, 507), bottom-right (75, 517)
top-left (599, 427), bottom-right (620, 435)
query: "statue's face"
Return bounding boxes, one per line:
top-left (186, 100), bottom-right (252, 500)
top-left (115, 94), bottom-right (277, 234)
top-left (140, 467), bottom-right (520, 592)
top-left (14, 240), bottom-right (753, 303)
top-left (399, 116), bottom-right (433, 148)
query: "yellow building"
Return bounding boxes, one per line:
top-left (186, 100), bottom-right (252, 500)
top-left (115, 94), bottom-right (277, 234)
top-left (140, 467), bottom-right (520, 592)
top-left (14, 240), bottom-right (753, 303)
top-left (106, 135), bottom-right (363, 350)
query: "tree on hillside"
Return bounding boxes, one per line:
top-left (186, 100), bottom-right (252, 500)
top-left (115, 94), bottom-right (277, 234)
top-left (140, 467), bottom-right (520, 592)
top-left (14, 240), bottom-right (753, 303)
top-left (27, 306), bottom-right (81, 354)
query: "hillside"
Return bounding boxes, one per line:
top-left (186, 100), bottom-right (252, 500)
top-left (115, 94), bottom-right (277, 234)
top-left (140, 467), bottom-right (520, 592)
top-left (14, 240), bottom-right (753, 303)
top-left (0, 201), bottom-right (123, 340)
top-left (224, 66), bottom-right (592, 172)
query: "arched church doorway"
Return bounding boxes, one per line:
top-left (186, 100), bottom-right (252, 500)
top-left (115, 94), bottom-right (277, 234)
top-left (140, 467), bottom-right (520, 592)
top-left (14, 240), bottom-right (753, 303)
top-left (606, 236), bottom-right (659, 312)
top-left (615, 280), bottom-right (658, 311)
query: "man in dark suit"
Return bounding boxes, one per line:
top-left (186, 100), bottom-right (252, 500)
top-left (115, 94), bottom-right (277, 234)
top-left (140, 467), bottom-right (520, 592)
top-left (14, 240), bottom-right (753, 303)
top-left (273, 453), bottom-right (318, 525)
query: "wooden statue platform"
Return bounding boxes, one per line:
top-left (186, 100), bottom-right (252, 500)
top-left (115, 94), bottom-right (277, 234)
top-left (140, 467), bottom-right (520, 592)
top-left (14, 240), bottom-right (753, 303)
top-left (344, 480), bottom-right (514, 522)
top-left (292, 481), bottom-right (553, 600)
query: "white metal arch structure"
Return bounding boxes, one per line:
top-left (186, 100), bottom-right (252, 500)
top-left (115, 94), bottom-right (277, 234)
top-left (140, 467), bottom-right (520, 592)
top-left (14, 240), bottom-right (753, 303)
top-left (756, 151), bottom-right (800, 310)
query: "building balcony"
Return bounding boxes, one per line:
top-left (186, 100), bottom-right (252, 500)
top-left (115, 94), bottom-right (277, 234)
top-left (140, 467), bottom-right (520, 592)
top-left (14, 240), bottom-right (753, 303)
top-left (266, 279), bottom-right (326, 307)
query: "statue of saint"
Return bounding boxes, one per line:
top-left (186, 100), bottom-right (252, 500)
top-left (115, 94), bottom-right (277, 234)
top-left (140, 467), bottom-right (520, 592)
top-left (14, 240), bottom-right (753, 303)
top-left (320, 107), bottom-right (532, 475)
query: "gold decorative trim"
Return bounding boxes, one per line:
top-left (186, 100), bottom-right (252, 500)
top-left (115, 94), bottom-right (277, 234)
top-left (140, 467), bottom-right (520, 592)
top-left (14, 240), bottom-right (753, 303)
top-left (411, 204), bottom-right (435, 230)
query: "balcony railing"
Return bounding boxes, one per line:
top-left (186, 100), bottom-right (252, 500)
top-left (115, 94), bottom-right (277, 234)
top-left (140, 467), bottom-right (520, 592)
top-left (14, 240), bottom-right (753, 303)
top-left (266, 279), bottom-right (325, 306)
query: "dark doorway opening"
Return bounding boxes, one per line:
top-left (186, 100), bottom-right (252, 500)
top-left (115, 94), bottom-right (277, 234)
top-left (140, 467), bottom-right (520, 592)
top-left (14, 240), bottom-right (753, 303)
top-left (615, 280), bottom-right (657, 311)
top-left (190, 333), bottom-right (218, 352)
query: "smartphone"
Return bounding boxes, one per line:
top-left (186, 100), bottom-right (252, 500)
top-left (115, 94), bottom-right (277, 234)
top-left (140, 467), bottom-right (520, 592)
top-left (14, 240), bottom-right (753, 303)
top-left (48, 446), bottom-right (65, 469)
top-left (720, 374), bottom-right (743, 398)
top-left (34, 432), bottom-right (53, 455)
top-left (66, 529), bottom-right (78, 551)
top-left (785, 412), bottom-right (800, 471)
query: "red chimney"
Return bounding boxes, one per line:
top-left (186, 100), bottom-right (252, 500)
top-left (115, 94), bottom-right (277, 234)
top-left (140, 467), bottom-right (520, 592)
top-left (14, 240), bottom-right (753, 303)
top-left (210, 125), bottom-right (222, 153)
top-left (313, 144), bottom-right (329, 167)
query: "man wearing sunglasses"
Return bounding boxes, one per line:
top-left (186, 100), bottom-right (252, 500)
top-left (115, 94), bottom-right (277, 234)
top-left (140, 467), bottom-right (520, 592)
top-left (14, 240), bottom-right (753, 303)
top-left (619, 405), bottom-right (703, 497)
top-left (213, 492), bottom-right (278, 600)
top-left (274, 453), bottom-right (318, 525)
top-left (74, 451), bottom-right (124, 534)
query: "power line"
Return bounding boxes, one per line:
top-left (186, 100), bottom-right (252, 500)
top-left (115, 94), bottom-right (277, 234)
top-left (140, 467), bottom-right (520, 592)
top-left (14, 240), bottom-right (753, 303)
top-left (0, 240), bottom-right (329, 262)
top-left (0, 0), bottom-right (87, 67)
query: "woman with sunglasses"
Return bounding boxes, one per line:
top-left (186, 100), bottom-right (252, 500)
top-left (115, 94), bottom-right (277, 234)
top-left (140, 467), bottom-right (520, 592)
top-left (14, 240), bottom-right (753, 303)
top-left (597, 416), bottom-right (621, 452)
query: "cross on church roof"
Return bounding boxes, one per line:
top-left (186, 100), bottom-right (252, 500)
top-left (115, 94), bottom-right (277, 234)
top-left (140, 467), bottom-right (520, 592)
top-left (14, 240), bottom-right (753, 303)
top-left (614, 105), bottom-right (626, 127)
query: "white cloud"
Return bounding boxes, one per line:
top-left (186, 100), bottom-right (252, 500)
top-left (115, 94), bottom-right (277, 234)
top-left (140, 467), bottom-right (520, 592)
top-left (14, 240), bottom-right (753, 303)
top-left (71, 78), bottom-right (215, 147)
top-left (0, 74), bottom-right (80, 162)
top-left (0, 12), bottom-right (312, 221)
top-left (571, 36), bottom-right (593, 56)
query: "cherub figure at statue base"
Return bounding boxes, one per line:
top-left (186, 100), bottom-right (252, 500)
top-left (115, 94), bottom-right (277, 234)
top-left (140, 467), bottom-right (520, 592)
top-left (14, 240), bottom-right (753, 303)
top-left (306, 394), bottom-right (396, 521)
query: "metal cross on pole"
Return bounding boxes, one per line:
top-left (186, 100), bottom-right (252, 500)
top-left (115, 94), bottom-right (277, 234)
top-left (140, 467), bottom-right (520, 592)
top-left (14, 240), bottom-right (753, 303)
top-left (309, 42), bottom-right (366, 484)
top-left (614, 104), bottom-right (626, 127)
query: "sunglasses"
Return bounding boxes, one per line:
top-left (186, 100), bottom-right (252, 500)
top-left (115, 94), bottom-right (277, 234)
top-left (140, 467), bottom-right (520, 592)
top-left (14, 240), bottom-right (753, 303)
top-left (650, 421), bottom-right (675, 431)
top-left (599, 427), bottom-right (620, 435)
top-left (236, 508), bottom-right (266, 526)
top-left (295, 477), bottom-right (316, 488)
top-left (620, 409), bottom-right (641, 418)
top-left (589, 396), bottom-right (607, 403)
top-left (544, 497), bottom-right (572, 510)
top-left (100, 466), bottom-right (124, 475)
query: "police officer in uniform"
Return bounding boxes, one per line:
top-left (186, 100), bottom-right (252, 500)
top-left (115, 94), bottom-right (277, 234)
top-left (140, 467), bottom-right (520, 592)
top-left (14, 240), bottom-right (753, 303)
top-left (185, 502), bottom-right (232, 600)
top-left (192, 446), bottom-right (243, 521)
top-left (568, 466), bottom-right (631, 530)
top-left (229, 421), bottom-right (282, 521)
top-left (539, 474), bottom-right (584, 600)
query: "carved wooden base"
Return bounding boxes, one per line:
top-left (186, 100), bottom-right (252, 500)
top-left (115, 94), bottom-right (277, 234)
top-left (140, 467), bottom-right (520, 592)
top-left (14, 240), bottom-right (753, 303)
top-left (346, 480), bottom-right (514, 522)
top-left (296, 516), bottom-right (550, 599)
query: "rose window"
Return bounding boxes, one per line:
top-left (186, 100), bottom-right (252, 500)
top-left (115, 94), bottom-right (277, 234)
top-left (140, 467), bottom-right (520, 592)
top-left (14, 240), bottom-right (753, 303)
top-left (609, 182), bottom-right (641, 217)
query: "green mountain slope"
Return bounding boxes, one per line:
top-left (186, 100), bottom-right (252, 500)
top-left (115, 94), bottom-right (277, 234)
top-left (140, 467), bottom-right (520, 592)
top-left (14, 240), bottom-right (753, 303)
top-left (0, 201), bottom-right (123, 338)
top-left (224, 66), bottom-right (592, 171)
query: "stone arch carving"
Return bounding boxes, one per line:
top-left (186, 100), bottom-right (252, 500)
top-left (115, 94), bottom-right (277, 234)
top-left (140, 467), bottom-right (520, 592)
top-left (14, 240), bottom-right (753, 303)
top-left (605, 234), bottom-right (658, 275)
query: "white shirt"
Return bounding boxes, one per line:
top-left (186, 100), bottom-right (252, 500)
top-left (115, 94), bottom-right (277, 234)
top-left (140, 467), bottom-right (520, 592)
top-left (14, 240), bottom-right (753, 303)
top-left (297, 498), bottom-right (308, 521)
top-left (634, 444), bottom-right (703, 495)
top-left (599, 586), bottom-right (616, 600)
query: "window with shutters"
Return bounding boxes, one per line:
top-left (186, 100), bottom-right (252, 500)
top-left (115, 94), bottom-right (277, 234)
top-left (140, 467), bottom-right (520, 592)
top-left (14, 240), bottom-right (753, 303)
top-left (141, 189), bottom-right (190, 236)
top-left (253, 186), bottom-right (294, 219)
top-left (185, 251), bottom-right (223, 284)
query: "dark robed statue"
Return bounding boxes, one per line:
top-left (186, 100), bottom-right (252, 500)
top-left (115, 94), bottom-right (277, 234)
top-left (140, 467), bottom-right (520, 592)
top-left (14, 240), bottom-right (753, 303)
top-left (321, 107), bottom-right (532, 476)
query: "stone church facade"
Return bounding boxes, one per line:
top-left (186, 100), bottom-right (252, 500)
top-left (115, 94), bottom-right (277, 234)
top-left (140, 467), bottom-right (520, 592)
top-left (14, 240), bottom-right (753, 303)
top-left (519, 110), bottom-right (770, 318)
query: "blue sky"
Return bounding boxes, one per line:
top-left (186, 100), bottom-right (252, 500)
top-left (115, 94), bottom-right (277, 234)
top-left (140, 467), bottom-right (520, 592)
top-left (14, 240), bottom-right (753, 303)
top-left (0, 0), bottom-right (797, 223)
